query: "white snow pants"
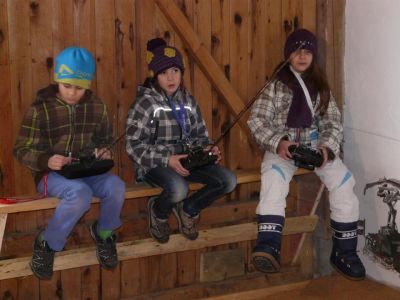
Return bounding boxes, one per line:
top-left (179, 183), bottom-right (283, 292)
top-left (257, 152), bottom-right (359, 223)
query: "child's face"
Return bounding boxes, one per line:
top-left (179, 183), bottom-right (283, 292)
top-left (289, 49), bottom-right (313, 73)
top-left (57, 83), bottom-right (86, 105)
top-left (157, 67), bottom-right (182, 96)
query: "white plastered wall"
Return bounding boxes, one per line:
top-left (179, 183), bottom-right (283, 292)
top-left (344, 0), bottom-right (400, 286)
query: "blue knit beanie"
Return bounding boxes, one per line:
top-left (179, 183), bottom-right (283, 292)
top-left (284, 29), bottom-right (317, 59)
top-left (54, 46), bottom-right (95, 89)
top-left (146, 38), bottom-right (184, 78)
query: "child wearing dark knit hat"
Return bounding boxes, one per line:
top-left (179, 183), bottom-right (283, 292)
top-left (14, 46), bottom-right (126, 279)
top-left (126, 38), bottom-right (237, 244)
top-left (247, 29), bottom-right (365, 280)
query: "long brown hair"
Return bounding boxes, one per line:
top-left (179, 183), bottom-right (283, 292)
top-left (276, 60), bottom-right (331, 115)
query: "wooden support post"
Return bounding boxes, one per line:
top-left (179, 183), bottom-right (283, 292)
top-left (154, 0), bottom-right (258, 150)
top-left (291, 183), bottom-right (325, 266)
top-left (0, 213), bottom-right (7, 253)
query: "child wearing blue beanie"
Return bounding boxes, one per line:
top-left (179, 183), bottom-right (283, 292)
top-left (14, 46), bottom-right (126, 279)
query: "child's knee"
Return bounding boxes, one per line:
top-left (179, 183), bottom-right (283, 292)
top-left (166, 180), bottom-right (189, 203)
top-left (63, 184), bottom-right (93, 212)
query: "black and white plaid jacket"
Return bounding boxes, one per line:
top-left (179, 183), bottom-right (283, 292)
top-left (247, 79), bottom-right (343, 155)
top-left (126, 85), bottom-right (211, 179)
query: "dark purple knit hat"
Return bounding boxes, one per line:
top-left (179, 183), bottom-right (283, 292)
top-left (284, 29), bottom-right (317, 59)
top-left (146, 38), bottom-right (185, 77)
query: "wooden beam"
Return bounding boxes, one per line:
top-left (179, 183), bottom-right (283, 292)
top-left (154, 0), bottom-right (258, 149)
top-left (0, 215), bottom-right (318, 280)
top-left (198, 280), bottom-right (311, 300)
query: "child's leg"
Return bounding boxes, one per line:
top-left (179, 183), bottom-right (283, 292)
top-left (83, 172), bottom-right (125, 231)
top-left (253, 152), bottom-right (297, 273)
top-left (144, 166), bottom-right (189, 243)
top-left (37, 172), bottom-right (94, 251)
top-left (144, 166), bottom-right (189, 218)
top-left (315, 158), bottom-right (365, 280)
top-left (183, 165), bottom-right (236, 215)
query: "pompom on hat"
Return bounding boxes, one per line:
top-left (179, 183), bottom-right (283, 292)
top-left (146, 38), bottom-right (184, 77)
top-left (54, 46), bottom-right (95, 89)
top-left (284, 29), bottom-right (317, 59)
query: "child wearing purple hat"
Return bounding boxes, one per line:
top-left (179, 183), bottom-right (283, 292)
top-left (126, 38), bottom-right (236, 244)
top-left (247, 29), bottom-right (365, 280)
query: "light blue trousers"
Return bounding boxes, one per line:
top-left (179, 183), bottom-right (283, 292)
top-left (37, 171), bottom-right (125, 251)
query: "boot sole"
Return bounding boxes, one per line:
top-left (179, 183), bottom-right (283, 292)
top-left (252, 251), bottom-right (280, 273)
top-left (148, 199), bottom-right (169, 244)
top-left (330, 262), bottom-right (365, 281)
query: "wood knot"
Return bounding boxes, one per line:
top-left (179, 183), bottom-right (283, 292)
top-left (30, 1), bottom-right (39, 14)
top-left (234, 13), bottom-right (242, 25)
top-left (224, 64), bottom-right (230, 80)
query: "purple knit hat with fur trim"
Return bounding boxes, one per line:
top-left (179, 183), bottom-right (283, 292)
top-left (284, 29), bottom-right (317, 59)
top-left (146, 38), bottom-right (184, 77)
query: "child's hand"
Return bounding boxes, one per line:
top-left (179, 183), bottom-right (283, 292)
top-left (48, 154), bottom-right (71, 170)
top-left (317, 146), bottom-right (328, 169)
top-left (277, 140), bottom-right (297, 160)
top-left (205, 145), bottom-right (222, 163)
top-left (96, 148), bottom-right (112, 159)
top-left (168, 154), bottom-right (190, 177)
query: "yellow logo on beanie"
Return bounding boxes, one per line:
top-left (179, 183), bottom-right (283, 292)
top-left (164, 47), bottom-right (176, 58)
top-left (58, 64), bottom-right (74, 76)
top-left (146, 51), bottom-right (154, 64)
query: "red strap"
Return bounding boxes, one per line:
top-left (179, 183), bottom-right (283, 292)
top-left (0, 174), bottom-right (48, 205)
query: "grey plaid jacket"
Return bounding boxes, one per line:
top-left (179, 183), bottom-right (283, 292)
top-left (247, 79), bottom-right (343, 155)
top-left (126, 85), bottom-right (211, 179)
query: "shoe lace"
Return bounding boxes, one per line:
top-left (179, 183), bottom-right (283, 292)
top-left (32, 241), bottom-right (54, 267)
top-left (183, 212), bottom-right (199, 230)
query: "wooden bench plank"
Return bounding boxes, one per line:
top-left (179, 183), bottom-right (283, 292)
top-left (0, 215), bottom-right (318, 280)
top-left (0, 168), bottom-right (310, 214)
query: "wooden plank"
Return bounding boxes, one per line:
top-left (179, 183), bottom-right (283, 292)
top-left (8, 0), bottom-right (36, 196)
top-left (115, 0), bottom-right (136, 183)
top-left (210, 0), bottom-right (230, 166)
top-left (135, 0), bottom-right (155, 83)
top-left (193, 0), bottom-right (212, 132)
top-left (302, 0), bottom-right (317, 32)
top-left (155, 0), bottom-right (257, 149)
top-left (29, 0), bottom-right (53, 92)
top-left (39, 272), bottom-right (61, 300)
top-left (101, 266), bottom-right (121, 299)
top-left (120, 259), bottom-right (140, 298)
top-left (61, 268), bottom-right (81, 300)
top-left (174, 0), bottom-right (194, 95)
top-left (94, 0), bottom-right (116, 128)
top-left (0, 216), bottom-right (318, 280)
top-left (81, 265), bottom-right (100, 300)
top-left (265, 0), bottom-right (283, 76)
top-left (0, 0), bottom-right (15, 197)
top-left (198, 280), bottom-right (310, 300)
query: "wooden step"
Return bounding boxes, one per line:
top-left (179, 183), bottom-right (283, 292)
top-left (0, 215), bottom-right (317, 280)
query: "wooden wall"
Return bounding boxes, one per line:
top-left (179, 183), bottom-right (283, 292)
top-left (0, 0), bottom-right (344, 196)
top-left (0, 0), bottom-right (344, 299)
